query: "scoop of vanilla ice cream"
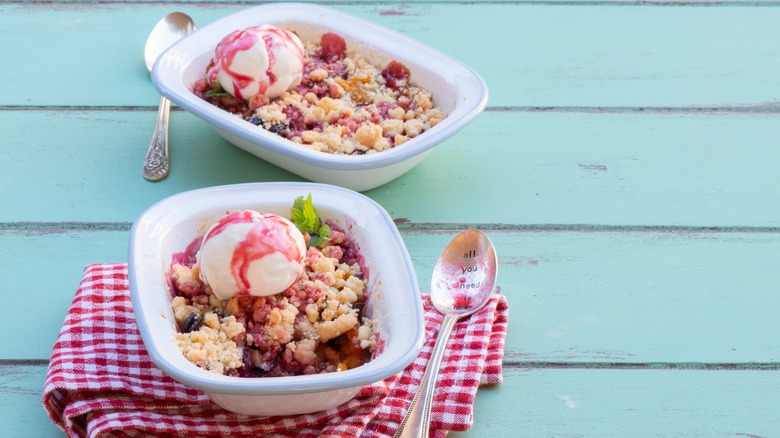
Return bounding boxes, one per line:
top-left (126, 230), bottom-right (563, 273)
top-left (208, 25), bottom-right (305, 100)
top-left (197, 210), bottom-right (306, 300)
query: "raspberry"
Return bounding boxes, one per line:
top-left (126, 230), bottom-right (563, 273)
top-left (381, 60), bottom-right (410, 89)
top-left (320, 32), bottom-right (346, 61)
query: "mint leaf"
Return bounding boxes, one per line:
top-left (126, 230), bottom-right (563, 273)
top-left (291, 195), bottom-right (309, 231)
top-left (309, 223), bottom-right (331, 248)
top-left (318, 222), bottom-right (331, 241)
top-left (291, 194), bottom-right (329, 247)
top-left (205, 80), bottom-right (229, 98)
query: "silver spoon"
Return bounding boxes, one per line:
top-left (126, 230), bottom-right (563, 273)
top-left (142, 12), bottom-right (196, 182)
top-left (395, 229), bottom-right (498, 438)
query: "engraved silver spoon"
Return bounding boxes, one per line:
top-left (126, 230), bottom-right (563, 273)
top-left (395, 229), bottom-right (498, 438)
top-left (142, 12), bottom-right (196, 181)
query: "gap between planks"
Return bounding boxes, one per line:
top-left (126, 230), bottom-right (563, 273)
top-left (3, 222), bottom-right (780, 234)
top-left (5, 1), bottom-right (780, 7)
top-left (0, 224), bottom-right (780, 234)
top-left (3, 359), bottom-right (779, 371)
top-left (4, 105), bottom-right (780, 115)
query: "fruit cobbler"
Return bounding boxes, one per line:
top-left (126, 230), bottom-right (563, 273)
top-left (192, 25), bottom-right (447, 155)
top-left (168, 195), bottom-right (375, 377)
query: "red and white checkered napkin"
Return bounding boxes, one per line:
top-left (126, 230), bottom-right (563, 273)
top-left (43, 263), bottom-right (509, 438)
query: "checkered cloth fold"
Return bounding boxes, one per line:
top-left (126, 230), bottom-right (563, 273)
top-left (43, 263), bottom-right (508, 438)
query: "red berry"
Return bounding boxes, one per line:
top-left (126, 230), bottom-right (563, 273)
top-left (320, 32), bottom-right (346, 61)
top-left (381, 60), bottom-right (410, 89)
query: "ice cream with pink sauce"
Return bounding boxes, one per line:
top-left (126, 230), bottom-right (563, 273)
top-left (207, 25), bottom-right (305, 100)
top-left (197, 210), bottom-right (306, 299)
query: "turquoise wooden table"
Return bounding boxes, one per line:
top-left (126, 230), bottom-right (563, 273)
top-left (3, 0), bottom-right (780, 436)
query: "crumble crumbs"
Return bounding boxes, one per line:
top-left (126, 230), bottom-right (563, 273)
top-left (169, 222), bottom-right (376, 377)
top-left (192, 31), bottom-right (447, 155)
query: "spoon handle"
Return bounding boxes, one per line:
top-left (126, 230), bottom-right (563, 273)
top-left (395, 314), bottom-right (459, 438)
top-left (142, 95), bottom-right (171, 181)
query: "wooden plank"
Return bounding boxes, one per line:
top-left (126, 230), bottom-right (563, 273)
top-left (457, 366), bottom-right (780, 437)
top-left (6, 364), bottom-right (780, 437)
top-left (311, 229), bottom-right (780, 365)
top-left (2, 109), bottom-right (780, 227)
top-left (0, 365), bottom-right (63, 436)
top-left (4, 229), bottom-right (780, 363)
top-left (0, 109), bottom-right (305, 223)
top-left (0, 229), bottom-right (130, 360)
top-left (3, 4), bottom-right (780, 108)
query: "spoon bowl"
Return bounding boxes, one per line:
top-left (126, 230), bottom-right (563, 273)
top-left (142, 12), bottom-right (196, 182)
top-left (144, 12), bottom-right (197, 71)
top-left (430, 229), bottom-right (498, 317)
top-left (396, 229), bottom-right (497, 438)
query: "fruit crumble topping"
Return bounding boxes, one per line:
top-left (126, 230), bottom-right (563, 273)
top-left (168, 195), bottom-right (376, 377)
top-left (192, 30), bottom-right (447, 155)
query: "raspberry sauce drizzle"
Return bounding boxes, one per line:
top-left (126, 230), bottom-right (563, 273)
top-left (210, 26), bottom-right (305, 100)
top-left (212, 29), bottom-right (258, 100)
top-left (231, 215), bottom-right (303, 295)
top-left (203, 210), bottom-right (303, 296)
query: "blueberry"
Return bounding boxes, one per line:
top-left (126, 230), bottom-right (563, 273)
top-left (182, 312), bottom-right (203, 333)
top-left (269, 123), bottom-right (286, 134)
